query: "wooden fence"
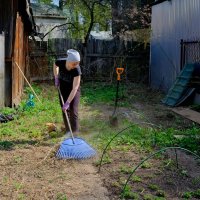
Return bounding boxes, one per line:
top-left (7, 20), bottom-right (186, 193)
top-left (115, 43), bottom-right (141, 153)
top-left (29, 37), bottom-right (149, 83)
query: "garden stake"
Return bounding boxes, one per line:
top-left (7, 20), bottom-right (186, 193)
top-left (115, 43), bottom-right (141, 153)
top-left (98, 125), bottom-right (135, 172)
top-left (14, 62), bottom-right (41, 103)
top-left (98, 121), bottom-right (161, 172)
top-left (56, 87), bottom-right (96, 160)
top-left (109, 67), bottom-right (124, 127)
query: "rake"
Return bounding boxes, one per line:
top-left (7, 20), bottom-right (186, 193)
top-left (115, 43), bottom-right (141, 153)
top-left (56, 88), bottom-right (96, 159)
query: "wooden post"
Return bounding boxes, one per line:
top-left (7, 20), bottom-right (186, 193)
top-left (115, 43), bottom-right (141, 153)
top-left (0, 33), bottom-right (5, 107)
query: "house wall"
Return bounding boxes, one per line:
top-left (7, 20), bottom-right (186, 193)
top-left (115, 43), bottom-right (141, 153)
top-left (34, 16), bottom-right (68, 41)
top-left (150, 0), bottom-right (200, 92)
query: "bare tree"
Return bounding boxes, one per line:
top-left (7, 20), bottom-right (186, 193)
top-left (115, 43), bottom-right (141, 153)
top-left (111, 0), bottom-right (151, 36)
top-left (35, 0), bottom-right (111, 66)
top-left (65, 0), bottom-right (111, 65)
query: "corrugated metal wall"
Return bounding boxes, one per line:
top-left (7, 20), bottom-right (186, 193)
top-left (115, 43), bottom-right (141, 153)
top-left (150, 0), bottom-right (200, 92)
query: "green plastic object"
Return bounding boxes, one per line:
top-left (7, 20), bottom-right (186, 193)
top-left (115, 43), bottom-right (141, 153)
top-left (26, 94), bottom-right (35, 108)
top-left (162, 63), bottom-right (195, 106)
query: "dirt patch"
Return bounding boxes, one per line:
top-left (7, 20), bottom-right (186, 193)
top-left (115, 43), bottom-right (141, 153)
top-left (92, 96), bottom-right (200, 199)
top-left (125, 85), bottom-right (196, 129)
top-left (92, 102), bottom-right (193, 131)
top-left (99, 148), bottom-right (200, 200)
top-left (0, 146), bottom-right (109, 200)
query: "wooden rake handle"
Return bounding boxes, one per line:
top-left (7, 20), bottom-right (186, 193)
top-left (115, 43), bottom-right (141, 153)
top-left (58, 87), bottom-right (75, 143)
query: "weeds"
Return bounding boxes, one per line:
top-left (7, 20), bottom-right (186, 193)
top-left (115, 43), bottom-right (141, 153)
top-left (1, 82), bottom-right (200, 154)
top-left (0, 84), bottom-right (62, 142)
top-left (143, 194), bottom-right (166, 200)
top-left (148, 184), bottom-right (160, 191)
top-left (182, 189), bottom-right (200, 199)
top-left (81, 82), bottom-right (129, 106)
top-left (13, 181), bottom-right (23, 190)
top-left (123, 184), bottom-right (139, 199)
top-left (131, 175), bottom-right (142, 183)
top-left (120, 165), bottom-right (133, 174)
top-left (56, 193), bottom-right (68, 200)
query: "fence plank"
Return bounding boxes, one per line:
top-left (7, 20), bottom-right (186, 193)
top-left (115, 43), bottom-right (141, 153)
top-left (29, 37), bottom-right (150, 83)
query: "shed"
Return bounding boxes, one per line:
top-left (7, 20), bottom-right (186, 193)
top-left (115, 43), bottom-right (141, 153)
top-left (150, 0), bottom-right (200, 93)
top-left (0, 0), bottom-right (36, 107)
top-left (30, 3), bottom-right (68, 41)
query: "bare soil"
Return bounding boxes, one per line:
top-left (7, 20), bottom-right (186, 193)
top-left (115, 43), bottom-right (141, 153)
top-left (96, 86), bottom-right (200, 200)
top-left (0, 146), bottom-right (108, 200)
top-left (99, 148), bottom-right (200, 200)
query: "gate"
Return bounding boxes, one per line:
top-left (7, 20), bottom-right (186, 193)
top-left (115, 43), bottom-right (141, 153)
top-left (180, 40), bottom-right (200, 69)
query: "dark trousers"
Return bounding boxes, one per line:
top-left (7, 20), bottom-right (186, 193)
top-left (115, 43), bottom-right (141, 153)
top-left (59, 80), bottom-right (80, 133)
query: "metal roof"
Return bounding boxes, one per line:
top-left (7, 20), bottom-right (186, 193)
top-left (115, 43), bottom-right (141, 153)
top-left (151, 0), bottom-right (171, 6)
top-left (30, 3), bottom-right (66, 17)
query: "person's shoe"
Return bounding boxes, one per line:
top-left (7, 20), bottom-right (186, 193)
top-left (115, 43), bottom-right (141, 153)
top-left (61, 125), bottom-right (70, 132)
top-left (0, 114), bottom-right (14, 123)
top-left (63, 131), bottom-right (71, 139)
top-left (6, 115), bottom-right (14, 121)
top-left (0, 116), bottom-right (7, 123)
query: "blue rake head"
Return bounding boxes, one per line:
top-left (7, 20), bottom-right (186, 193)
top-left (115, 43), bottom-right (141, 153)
top-left (56, 137), bottom-right (96, 160)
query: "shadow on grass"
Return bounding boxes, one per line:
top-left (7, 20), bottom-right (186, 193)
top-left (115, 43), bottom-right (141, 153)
top-left (0, 139), bottom-right (57, 151)
top-left (0, 140), bottom-right (39, 150)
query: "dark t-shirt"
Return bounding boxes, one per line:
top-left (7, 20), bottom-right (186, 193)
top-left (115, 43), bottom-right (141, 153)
top-left (55, 59), bottom-right (82, 93)
top-left (55, 59), bottom-right (81, 90)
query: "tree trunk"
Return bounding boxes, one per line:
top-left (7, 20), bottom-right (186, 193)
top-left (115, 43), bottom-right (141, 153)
top-left (59, 0), bottom-right (63, 10)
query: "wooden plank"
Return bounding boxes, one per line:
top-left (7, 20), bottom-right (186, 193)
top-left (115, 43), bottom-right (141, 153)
top-left (86, 54), bottom-right (142, 58)
top-left (172, 107), bottom-right (200, 125)
top-left (12, 13), bottom-right (27, 106)
top-left (0, 34), bottom-right (5, 107)
top-left (13, 14), bottom-right (19, 106)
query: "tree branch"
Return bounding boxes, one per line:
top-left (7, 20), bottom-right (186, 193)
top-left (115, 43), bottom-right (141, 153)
top-left (81, 0), bottom-right (92, 11)
top-left (41, 22), bottom-right (78, 40)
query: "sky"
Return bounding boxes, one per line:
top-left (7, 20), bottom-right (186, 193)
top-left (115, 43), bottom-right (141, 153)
top-left (53, 0), bottom-right (59, 6)
top-left (30, 0), bottom-right (59, 5)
